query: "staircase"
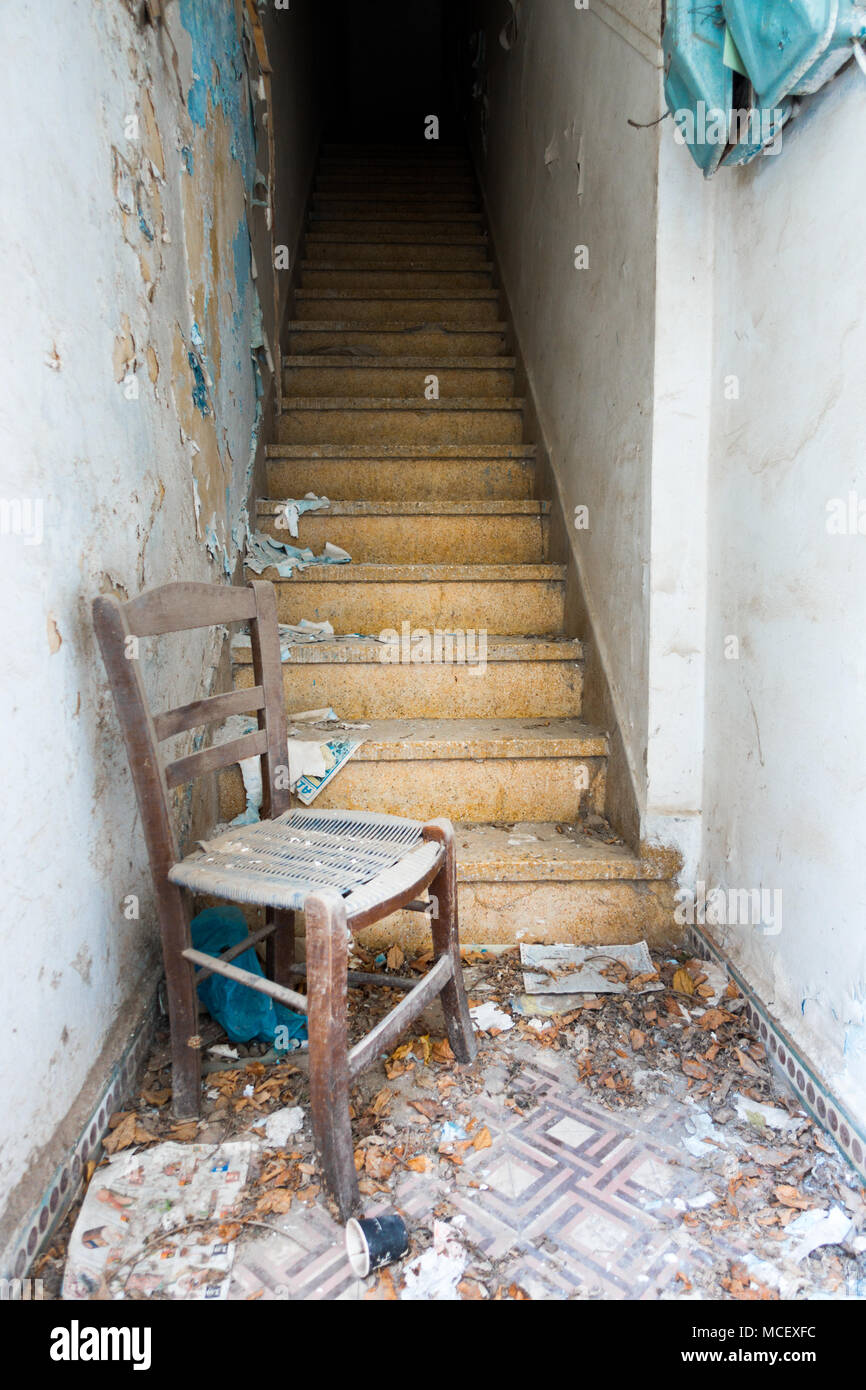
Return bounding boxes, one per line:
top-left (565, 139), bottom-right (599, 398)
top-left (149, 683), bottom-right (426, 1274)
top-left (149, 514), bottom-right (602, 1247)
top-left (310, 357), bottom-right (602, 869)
top-left (227, 143), bottom-right (676, 950)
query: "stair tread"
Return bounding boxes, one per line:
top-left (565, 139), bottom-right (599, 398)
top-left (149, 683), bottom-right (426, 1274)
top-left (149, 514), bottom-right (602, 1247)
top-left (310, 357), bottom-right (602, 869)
top-left (301, 260), bottom-right (493, 271)
top-left (233, 635), bottom-right (580, 664)
top-left (284, 320), bottom-right (508, 334)
top-left (297, 290), bottom-right (497, 301)
top-left (305, 234), bottom-right (489, 245)
top-left (453, 823), bottom-right (664, 882)
top-left (283, 356), bottom-right (514, 369)
top-left (280, 717), bottom-right (605, 759)
top-left (258, 499), bottom-right (548, 517)
top-left (280, 397), bottom-right (523, 412)
top-left (266, 443), bottom-right (535, 458)
top-left (247, 562), bottom-right (565, 583)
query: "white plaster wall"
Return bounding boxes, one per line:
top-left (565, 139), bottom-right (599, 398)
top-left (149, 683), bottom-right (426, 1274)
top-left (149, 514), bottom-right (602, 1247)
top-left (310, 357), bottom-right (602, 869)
top-left (698, 65), bottom-right (866, 1121)
top-left (466, 0), bottom-right (662, 832)
top-left (0, 0), bottom-right (319, 1259)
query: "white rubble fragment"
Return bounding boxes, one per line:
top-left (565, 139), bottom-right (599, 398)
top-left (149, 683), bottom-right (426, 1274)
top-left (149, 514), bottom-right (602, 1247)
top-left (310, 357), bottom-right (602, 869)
top-left (401, 1221), bottom-right (468, 1301)
top-left (469, 1001), bottom-right (514, 1033)
top-left (733, 1094), bottom-right (802, 1133)
top-left (783, 1205), bottom-right (854, 1262)
top-left (255, 1106), bottom-right (305, 1148)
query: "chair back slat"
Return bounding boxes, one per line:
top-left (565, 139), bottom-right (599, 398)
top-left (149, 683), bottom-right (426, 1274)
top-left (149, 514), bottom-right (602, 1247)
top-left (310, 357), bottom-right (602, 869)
top-left (93, 580), bottom-right (292, 890)
top-left (154, 686), bottom-right (265, 742)
top-left (165, 729), bottom-right (269, 791)
top-left (124, 582), bottom-right (257, 637)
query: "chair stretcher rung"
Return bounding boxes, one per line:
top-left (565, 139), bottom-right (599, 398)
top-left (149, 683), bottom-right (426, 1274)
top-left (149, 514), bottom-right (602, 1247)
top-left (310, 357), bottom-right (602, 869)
top-left (182, 947), bottom-right (308, 1014)
top-left (288, 963), bottom-right (417, 992)
top-left (192, 923), bottom-right (278, 984)
top-left (348, 955), bottom-right (453, 1080)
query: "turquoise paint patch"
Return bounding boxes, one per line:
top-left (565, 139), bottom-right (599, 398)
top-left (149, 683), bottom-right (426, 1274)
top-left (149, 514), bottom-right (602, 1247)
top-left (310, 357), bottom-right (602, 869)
top-left (188, 351), bottom-right (210, 417)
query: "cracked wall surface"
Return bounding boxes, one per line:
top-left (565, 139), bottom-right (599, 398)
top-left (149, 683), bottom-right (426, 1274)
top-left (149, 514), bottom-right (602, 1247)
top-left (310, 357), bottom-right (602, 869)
top-left (0, 0), bottom-right (321, 1266)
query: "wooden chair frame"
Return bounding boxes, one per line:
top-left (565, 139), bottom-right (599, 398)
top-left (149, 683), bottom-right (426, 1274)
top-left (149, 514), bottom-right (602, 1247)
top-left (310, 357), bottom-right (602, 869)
top-left (93, 579), bottom-right (476, 1219)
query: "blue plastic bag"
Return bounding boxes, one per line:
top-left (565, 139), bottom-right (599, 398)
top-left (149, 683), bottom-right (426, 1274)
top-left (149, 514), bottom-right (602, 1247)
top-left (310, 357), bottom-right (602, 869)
top-left (190, 906), bottom-right (307, 1047)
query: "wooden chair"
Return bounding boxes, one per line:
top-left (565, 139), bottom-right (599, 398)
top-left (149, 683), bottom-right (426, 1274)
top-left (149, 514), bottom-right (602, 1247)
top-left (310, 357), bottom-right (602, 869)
top-left (93, 579), bottom-right (477, 1219)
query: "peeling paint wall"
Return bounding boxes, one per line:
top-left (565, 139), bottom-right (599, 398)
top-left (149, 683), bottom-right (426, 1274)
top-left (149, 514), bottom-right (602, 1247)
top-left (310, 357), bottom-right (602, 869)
top-left (0, 0), bottom-right (320, 1264)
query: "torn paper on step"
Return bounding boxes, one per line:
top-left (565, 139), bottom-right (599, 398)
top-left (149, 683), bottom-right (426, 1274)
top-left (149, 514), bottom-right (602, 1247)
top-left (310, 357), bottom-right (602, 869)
top-left (62, 1141), bottom-right (252, 1301)
top-left (520, 942), bottom-right (663, 996)
top-left (274, 494), bottom-right (330, 539)
top-left (292, 736), bottom-right (366, 806)
top-left (245, 529), bottom-right (350, 578)
top-left (232, 622), bottom-right (384, 663)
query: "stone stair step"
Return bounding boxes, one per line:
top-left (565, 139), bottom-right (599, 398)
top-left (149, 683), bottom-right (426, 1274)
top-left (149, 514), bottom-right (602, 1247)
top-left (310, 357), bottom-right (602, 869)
top-left (322, 143), bottom-right (469, 158)
top-left (217, 717), bottom-right (606, 825)
top-left (313, 189), bottom-right (479, 209)
top-left (303, 235), bottom-right (490, 266)
top-left (265, 444), bottom-right (536, 501)
top-left (299, 263), bottom-right (494, 294)
top-left (233, 635), bottom-right (581, 719)
top-left (277, 397), bottom-right (523, 446)
top-left (293, 291), bottom-right (501, 326)
top-left (248, 563), bottom-right (564, 634)
top-left (311, 201), bottom-right (481, 223)
top-left (318, 158), bottom-right (473, 175)
top-left (364, 823), bottom-right (677, 950)
top-left (315, 175), bottom-right (478, 195)
top-left (256, 496), bottom-right (546, 564)
top-left (282, 356), bottom-right (515, 398)
top-left (256, 498), bottom-right (548, 564)
top-left (309, 217), bottom-right (485, 239)
top-left (283, 322), bottom-right (509, 357)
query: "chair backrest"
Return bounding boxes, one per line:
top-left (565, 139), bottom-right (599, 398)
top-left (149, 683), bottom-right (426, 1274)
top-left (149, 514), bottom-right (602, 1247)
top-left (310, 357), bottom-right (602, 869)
top-left (92, 580), bottom-right (290, 885)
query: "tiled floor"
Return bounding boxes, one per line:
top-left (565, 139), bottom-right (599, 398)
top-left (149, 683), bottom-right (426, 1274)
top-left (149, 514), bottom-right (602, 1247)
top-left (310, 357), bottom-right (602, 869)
top-left (228, 1020), bottom-right (859, 1301)
top-left (44, 948), bottom-right (866, 1301)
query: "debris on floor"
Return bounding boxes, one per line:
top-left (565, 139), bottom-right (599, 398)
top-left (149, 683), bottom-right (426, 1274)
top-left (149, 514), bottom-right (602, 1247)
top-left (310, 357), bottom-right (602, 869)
top-left (520, 942), bottom-right (664, 997)
top-left (245, 529), bottom-right (350, 578)
top-left (232, 623), bottom-right (385, 661)
top-left (213, 714), bottom-right (367, 820)
top-left (62, 1141), bottom-right (253, 1301)
top-left (274, 494), bottom-right (330, 538)
top-left (41, 944), bottom-right (866, 1302)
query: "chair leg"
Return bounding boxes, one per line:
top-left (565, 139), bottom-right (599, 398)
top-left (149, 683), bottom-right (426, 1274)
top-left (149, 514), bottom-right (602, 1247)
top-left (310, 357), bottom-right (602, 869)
top-left (424, 819), bottom-right (478, 1065)
top-left (266, 907), bottom-right (295, 988)
top-left (163, 888), bottom-right (202, 1120)
top-left (304, 892), bottom-right (360, 1221)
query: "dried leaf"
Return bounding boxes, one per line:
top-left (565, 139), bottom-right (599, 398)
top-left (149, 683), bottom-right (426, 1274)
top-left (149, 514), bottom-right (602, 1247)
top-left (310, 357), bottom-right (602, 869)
top-left (406, 1155), bottom-right (431, 1173)
top-left (370, 1088), bottom-right (392, 1116)
top-left (735, 1048), bottom-right (761, 1077)
top-left (774, 1185), bottom-right (814, 1211)
top-left (255, 1190), bottom-right (293, 1215)
top-left (386, 944), bottom-right (405, 971)
top-left (102, 1114), bottom-right (138, 1154)
top-left (141, 1087), bottom-right (171, 1107)
top-left (673, 968), bottom-right (696, 996)
top-left (472, 1126), bottom-right (493, 1151)
top-left (432, 1038), bottom-right (455, 1065)
top-left (682, 1058), bottom-right (708, 1081)
top-left (629, 1029), bottom-right (646, 1051)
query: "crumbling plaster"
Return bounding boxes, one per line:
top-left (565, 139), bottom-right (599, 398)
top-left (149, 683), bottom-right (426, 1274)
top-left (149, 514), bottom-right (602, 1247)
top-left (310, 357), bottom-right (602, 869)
top-left (0, 0), bottom-right (320, 1266)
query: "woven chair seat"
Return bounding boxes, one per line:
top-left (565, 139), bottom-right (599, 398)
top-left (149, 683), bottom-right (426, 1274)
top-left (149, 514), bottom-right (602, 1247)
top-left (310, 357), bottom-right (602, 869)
top-left (168, 807), bottom-right (442, 917)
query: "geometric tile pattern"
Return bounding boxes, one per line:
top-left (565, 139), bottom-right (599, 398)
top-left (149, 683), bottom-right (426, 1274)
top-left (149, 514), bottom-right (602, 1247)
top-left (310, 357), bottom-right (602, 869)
top-left (231, 1048), bottom-right (733, 1301)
